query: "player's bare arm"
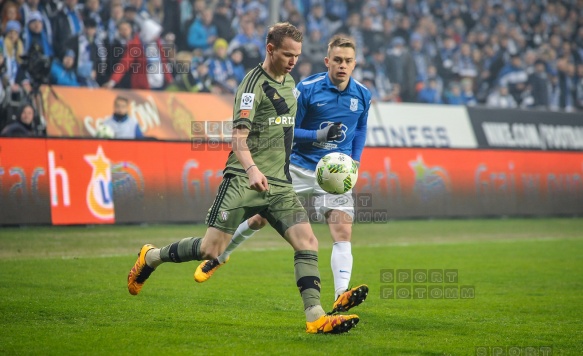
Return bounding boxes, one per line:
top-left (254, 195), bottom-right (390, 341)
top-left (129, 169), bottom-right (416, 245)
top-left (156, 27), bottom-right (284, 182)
top-left (231, 126), bottom-right (268, 192)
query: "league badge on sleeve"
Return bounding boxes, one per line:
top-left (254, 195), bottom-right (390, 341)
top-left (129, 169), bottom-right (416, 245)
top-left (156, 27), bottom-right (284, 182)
top-left (240, 93), bottom-right (255, 110)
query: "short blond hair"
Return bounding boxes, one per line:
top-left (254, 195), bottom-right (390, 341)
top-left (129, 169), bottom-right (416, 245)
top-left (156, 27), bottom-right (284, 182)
top-left (327, 35), bottom-right (356, 56)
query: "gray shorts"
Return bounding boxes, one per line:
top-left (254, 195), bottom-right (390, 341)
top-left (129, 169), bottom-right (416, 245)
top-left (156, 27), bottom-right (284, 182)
top-left (205, 174), bottom-right (309, 236)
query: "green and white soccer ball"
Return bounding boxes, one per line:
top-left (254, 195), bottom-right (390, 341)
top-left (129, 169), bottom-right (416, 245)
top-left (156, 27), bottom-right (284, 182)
top-left (315, 152), bottom-right (359, 194)
top-left (96, 123), bottom-right (115, 139)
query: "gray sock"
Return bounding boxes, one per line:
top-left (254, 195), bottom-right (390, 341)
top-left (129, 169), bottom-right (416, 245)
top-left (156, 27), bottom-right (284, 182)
top-left (145, 248), bottom-right (162, 269)
top-left (159, 237), bottom-right (202, 263)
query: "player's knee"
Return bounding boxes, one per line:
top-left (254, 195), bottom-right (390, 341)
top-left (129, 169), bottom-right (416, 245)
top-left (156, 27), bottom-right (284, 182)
top-left (249, 215), bottom-right (267, 230)
top-left (331, 227), bottom-right (352, 242)
top-left (304, 234), bottom-right (318, 250)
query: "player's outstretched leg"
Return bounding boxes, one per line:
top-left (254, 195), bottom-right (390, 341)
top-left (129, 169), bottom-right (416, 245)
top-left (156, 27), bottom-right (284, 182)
top-left (330, 284), bottom-right (369, 314)
top-left (128, 236), bottom-right (205, 295)
top-left (194, 216), bottom-right (266, 283)
top-left (127, 244), bottom-right (157, 295)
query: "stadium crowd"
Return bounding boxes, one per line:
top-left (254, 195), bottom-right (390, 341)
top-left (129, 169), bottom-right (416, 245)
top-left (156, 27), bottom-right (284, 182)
top-left (1, 0), bottom-right (582, 128)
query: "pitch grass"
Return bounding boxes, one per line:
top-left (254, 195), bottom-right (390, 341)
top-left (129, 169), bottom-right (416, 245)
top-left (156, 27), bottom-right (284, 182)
top-left (0, 219), bottom-right (582, 355)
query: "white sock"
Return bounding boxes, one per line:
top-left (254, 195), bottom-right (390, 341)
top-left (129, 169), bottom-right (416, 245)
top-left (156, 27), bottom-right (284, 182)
top-left (145, 248), bottom-right (162, 269)
top-left (331, 241), bottom-right (353, 299)
top-left (217, 220), bottom-right (257, 264)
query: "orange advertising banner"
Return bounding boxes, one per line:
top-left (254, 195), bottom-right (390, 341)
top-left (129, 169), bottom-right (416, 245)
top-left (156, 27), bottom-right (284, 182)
top-left (1, 138), bottom-right (582, 225)
top-left (0, 138), bottom-right (51, 224)
top-left (41, 86), bottom-right (234, 140)
top-left (46, 140), bottom-right (117, 224)
top-left (44, 139), bottom-right (230, 225)
top-left (357, 148), bottom-right (583, 217)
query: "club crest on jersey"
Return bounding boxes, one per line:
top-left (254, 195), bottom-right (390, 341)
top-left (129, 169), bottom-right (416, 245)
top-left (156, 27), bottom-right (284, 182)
top-left (292, 88), bottom-right (300, 99)
top-left (220, 211), bottom-right (229, 222)
top-left (350, 98), bottom-right (358, 112)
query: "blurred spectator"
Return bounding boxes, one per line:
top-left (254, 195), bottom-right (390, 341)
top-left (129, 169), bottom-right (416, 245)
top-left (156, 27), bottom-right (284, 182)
top-left (190, 61), bottom-right (215, 93)
top-left (66, 18), bottom-right (100, 87)
top-left (160, 0), bottom-right (181, 45)
top-left (360, 15), bottom-right (382, 60)
top-left (365, 49), bottom-right (393, 102)
top-left (23, 11), bottom-right (53, 57)
top-left (529, 59), bottom-right (551, 109)
top-left (460, 78), bottom-right (477, 106)
top-left (187, 8), bottom-right (218, 54)
top-left (127, 0), bottom-right (149, 19)
top-left (179, 0), bottom-right (205, 49)
top-left (213, 1), bottom-right (236, 42)
top-left (104, 2), bottom-right (124, 43)
top-left (20, 0), bottom-right (54, 50)
top-left (361, 73), bottom-right (381, 102)
top-left (306, 3), bottom-right (332, 42)
top-left (0, 103), bottom-right (38, 137)
top-left (487, 85), bottom-right (517, 108)
top-left (166, 50), bottom-right (194, 91)
top-left (393, 15), bottom-right (412, 44)
top-left (497, 54), bottom-right (529, 105)
top-left (102, 95), bottom-right (143, 139)
top-left (103, 19), bottom-right (173, 90)
top-left (206, 38), bottom-right (237, 93)
top-left (52, 0), bottom-right (84, 60)
top-left (557, 58), bottom-right (576, 112)
top-left (549, 74), bottom-right (561, 111)
top-left (410, 33), bottom-right (431, 84)
top-left (240, 1), bottom-right (268, 27)
top-left (82, 0), bottom-right (104, 36)
top-left (1, 2), bottom-right (20, 34)
top-left (167, 55), bottom-right (215, 94)
top-left (302, 28), bottom-right (327, 73)
top-left (97, 19), bottom-right (132, 88)
top-left (279, 0), bottom-right (298, 23)
top-left (122, 6), bottom-right (141, 34)
top-left (141, 19), bottom-right (174, 90)
top-left (444, 82), bottom-right (464, 105)
top-left (436, 36), bottom-right (458, 86)
top-left (575, 64), bottom-right (583, 112)
top-left (229, 48), bottom-right (245, 85)
top-left (362, 1), bottom-right (383, 32)
top-left (417, 77), bottom-right (443, 104)
top-left (147, 0), bottom-right (164, 25)
top-left (334, 12), bottom-right (364, 63)
top-left (50, 49), bottom-right (80, 86)
top-left (325, 0), bottom-right (348, 23)
top-left (386, 36), bottom-right (417, 102)
top-left (227, 16), bottom-right (264, 71)
top-left (2, 20), bottom-right (24, 87)
top-left (425, 65), bottom-right (443, 95)
top-left (454, 43), bottom-right (478, 80)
